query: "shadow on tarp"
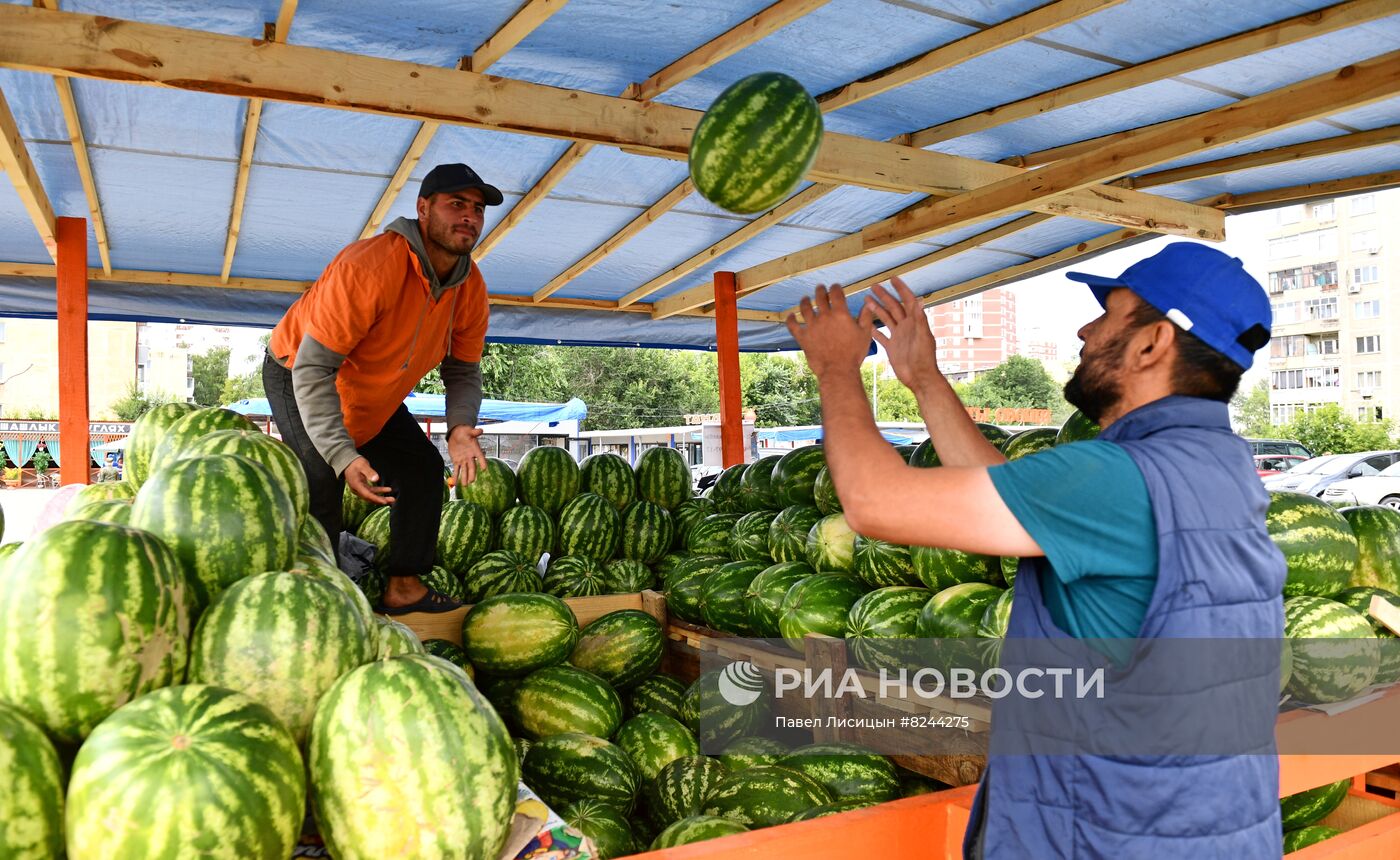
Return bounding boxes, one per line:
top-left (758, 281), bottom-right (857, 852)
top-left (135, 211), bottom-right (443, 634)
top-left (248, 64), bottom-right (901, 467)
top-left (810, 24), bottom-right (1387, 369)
top-left (690, 638), bottom-right (1400, 758)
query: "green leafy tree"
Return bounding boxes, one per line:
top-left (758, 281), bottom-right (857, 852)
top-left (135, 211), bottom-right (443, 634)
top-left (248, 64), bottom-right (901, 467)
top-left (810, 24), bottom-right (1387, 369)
top-left (961, 355), bottom-right (1069, 420)
top-left (220, 371), bottom-right (264, 405)
top-left (415, 343), bottom-right (569, 403)
top-left (1281, 404), bottom-right (1394, 455)
top-left (742, 353), bottom-right (820, 427)
top-left (561, 347), bottom-right (718, 431)
top-left (109, 382), bottom-right (177, 421)
top-left (1231, 378), bottom-right (1274, 437)
top-left (191, 346), bottom-right (230, 407)
top-left (861, 364), bottom-right (921, 422)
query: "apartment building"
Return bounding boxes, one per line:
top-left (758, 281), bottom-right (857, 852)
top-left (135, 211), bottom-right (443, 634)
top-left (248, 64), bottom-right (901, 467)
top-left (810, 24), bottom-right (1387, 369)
top-left (930, 289), bottom-right (1018, 382)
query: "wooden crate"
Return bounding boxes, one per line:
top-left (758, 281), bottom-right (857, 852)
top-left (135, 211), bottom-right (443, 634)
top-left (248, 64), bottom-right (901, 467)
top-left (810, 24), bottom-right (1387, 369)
top-left (1294, 787), bottom-right (1400, 857)
top-left (395, 589), bottom-right (667, 646)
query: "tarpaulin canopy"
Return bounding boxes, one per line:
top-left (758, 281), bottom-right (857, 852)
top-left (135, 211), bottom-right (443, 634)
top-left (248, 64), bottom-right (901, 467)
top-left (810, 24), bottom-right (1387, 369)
top-left (0, 1), bottom-right (1396, 349)
top-left (225, 394), bottom-right (587, 426)
top-left (759, 427), bottom-right (916, 444)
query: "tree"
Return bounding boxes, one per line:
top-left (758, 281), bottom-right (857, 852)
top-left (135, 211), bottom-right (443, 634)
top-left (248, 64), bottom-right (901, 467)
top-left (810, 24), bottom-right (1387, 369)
top-left (962, 355), bottom-right (1068, 418)
top-left (1231, 379), bottom-right (1273, 437)
top-left (220, 371), bottom-right (264, 405)
top-left (861, 364), bottom-right (921, 422)
top-left (415, 343), bottom-right (569, 403)
top-left (191, 346), bottom-right (230, 407)
top-left (109, 382), bottom-right (177, 421)
top-left (1281, 404), bottom-right (1394, 455)
top-left (562, 347), bottom-right (717, 431)
top-left (742, 353), bottom-right (820, 427)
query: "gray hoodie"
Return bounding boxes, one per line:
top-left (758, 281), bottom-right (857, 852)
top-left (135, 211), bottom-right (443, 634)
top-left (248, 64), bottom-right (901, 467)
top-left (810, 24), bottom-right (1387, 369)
top-left (282, 217), bottom-right (484, 475)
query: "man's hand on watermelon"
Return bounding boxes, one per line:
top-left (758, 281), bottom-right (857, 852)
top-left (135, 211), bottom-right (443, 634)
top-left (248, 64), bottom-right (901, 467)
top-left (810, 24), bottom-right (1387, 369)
top-left (866, 277), bottom-right (940, 390)
top-left (785, 283), bottom-right (875, 378)
top-left (448, 424), bottom-right (486, 489)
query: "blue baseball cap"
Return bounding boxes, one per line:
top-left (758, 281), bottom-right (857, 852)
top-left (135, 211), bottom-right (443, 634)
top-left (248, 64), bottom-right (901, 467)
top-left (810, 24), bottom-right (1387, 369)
top-left (1066, 242), bottom-right (1272, 369)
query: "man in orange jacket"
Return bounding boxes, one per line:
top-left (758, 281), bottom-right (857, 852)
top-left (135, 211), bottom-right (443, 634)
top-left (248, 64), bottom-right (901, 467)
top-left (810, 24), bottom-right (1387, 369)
top-left (263, 163), bottom-right (500, 613)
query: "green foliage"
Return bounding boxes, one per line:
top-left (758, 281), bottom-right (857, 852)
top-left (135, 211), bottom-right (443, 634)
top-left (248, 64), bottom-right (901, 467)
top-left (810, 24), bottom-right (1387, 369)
top-left (742, 353), bottom-right (818, 427)
top-left (220, 371), bottom-right (264, 405)
top-left (1231, 379), bottom-right (1273, 438)
top-left (1280, 404), bottom-right (1394, 456)
top-left (861, 365), bottom-right (920, 422)
top-left (191, 346), bottom-right (231, 407)
top-left (565, 348), bottom-right (717, 431)
top-left (30, 449), bottom-right (52, 473)
top-left (960, 355), bottom-right (1068, 417)
top-left (109, 382), bottom-right (179, 422)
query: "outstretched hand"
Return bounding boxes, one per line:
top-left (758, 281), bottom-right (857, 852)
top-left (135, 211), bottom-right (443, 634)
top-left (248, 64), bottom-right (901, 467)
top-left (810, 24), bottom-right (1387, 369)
top-left (785, 284), bottom-right (875, 379)
top-left (866, 277), bottom-right (940, 390)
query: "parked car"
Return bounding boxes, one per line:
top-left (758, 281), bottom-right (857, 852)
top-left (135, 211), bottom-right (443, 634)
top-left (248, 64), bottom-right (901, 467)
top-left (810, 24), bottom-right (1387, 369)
top-left (1246, 438), bottom-right (1314, 458)
top-left (1322, 461), bottom-right (1400, 509)
top-left (1262, 450), bottom-right (1400, 497)
top-left (1254, 454), bottom-right (1308, 478)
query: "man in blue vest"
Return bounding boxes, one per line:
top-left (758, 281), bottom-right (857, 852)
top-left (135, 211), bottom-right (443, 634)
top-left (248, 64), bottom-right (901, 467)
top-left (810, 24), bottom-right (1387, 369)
top-left (786, 242), bottom-right (1286, 858)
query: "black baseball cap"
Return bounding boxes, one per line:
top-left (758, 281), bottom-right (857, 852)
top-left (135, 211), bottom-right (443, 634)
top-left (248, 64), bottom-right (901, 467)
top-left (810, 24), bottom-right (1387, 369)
top-left (419, 163), bottom-right (503, 205)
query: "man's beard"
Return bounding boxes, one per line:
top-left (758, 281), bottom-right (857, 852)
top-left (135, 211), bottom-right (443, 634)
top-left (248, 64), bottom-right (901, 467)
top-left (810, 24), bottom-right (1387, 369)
top-left (424, 214), bottom-right (476, 257)
top-left (1063, 330), bottom-right (1132, 425)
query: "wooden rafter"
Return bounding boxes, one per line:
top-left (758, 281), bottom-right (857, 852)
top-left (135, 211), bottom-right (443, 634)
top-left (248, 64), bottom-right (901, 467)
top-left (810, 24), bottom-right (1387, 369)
top-left (497, 0), bottom-right (832, 279)
top-left (710, 51), bottom-right (1400, 320)
top-left (52, 78), bottom-right (110, 273)
top-left (472, 140), bottom-right (592, 259)
top-left (1213, 169), bottom-right (1400, 210)
top-left (220, 0), bottom-right (297, 283)
top-left (0, 87), bottom-right (57, 259)
top-left (902, 0), bottom-right (1396, 149)
top-left (358, 0), bottom-right (570, 242)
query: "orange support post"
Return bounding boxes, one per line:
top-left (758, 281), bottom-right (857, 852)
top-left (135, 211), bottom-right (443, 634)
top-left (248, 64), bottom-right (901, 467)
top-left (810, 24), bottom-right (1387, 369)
top-left (56, 216), bottom-right (90, 486)
top-left (714, 271), bottom-right (743, 468)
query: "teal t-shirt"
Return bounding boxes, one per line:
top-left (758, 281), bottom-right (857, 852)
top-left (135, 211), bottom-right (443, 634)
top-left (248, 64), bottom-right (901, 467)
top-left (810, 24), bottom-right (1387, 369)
top-left (987, 440), bottom-right (1158, 640)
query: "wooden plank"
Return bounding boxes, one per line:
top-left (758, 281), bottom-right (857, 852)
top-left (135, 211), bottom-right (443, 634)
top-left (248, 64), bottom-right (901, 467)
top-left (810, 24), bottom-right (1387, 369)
top-left (56, 216), bottom-right (89, 486)
top-left (817, 0), bottom-right (1121, 113)
top-left (904, 0), bottom-right (1398, 148)
top-left (1215, 169), bottom-right (1400, 210)
top-left (52, 76), bottom-right (111, 274)
top-left (474, 141), bottom-right (593, 259)
top-left (0, 6), bottom-right (1219, 241)
top-left (357, 120), bottom-right (440, 240)
top-left (715, 272), bottom-right (744, 467)
top-left (465, 0), bottom-right (569, 73)
top-left (0, 86), bottom-right (57, 258)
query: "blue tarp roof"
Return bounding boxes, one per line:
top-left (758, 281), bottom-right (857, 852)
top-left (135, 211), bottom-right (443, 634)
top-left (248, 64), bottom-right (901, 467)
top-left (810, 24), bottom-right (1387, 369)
top-left (226, 394), bottom-right (587, 425)
top-left (759, 427), bottom-right (914, 444)
top-left (0, 1), bottom-right (1397, 350)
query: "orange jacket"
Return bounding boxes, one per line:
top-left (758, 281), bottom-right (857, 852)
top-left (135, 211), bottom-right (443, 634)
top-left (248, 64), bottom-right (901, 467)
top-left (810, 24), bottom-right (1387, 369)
top-left (269, 231), bottom-right (488, 445)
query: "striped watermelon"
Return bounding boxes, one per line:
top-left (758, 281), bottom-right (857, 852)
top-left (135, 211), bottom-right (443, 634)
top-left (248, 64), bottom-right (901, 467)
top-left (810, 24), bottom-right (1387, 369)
top-left (918, 583), bottom-right (1005, 638)
top-left (977, 423), bottom-right (1013, 448)
top-left (0, 702), bottom-right (64, 858)
top-left (689, 71), bottom-right (822, 214)
top-left (298, 515), bottom-right (336, 564)
top-left (846, 586), bottom-right (933, 672)
top-left (342, 482), bottom-right (375, 533)
top-left (126, 401), bottom-right (199, 486)
top-left (1000, 555), bottom-right (1019, 588)
top-left (0, 520), bottom-right (192, 745)
top-left (778, 573), bottom-right (867, 650)
top-left (671, 498), bottom-right (716, 549)
top-left (789, 799), bottom-right (877, 821)
top-left (357, 505), bottom-right (392, 569)
top-left (150, 406), bottom-right (260, 464)
top-left (557, 493), bottom-right (621, 562)
top-left (911, 544), bottom-right (1000, 591)
top-left (688, 512), bottom-right (743, 556)
top-left (1339, 505), bottom-right (1400, 592)
top-left (894, 445), bottom-right (918, 462)
top-left (651, 815), bottom-right (748, 850)
top-left (616, 712), bottom-right (700, 780)
top-left (68, 684), bottom-right (305, 860)
top-left (853, 536), bottom-right (918, 587)
top-left (1284, 595), bottom-right (1379, 703)
top-left (603, 558), bottom-right (656, 593)
top-left (1333, 586), bottom-right (1400, 683)
top-left (375, 617), bottom-right (425, 658)
top-left (580, 452), bottom-right (637, 512)
top-left (773, 446), bottom-right (826, 508)
top-left (176, 430), bottom-right (309, 528)
top-left (627, 674), bottom-right (688, 721)
top-left (522, 732), bottom-right (640, 815)
top-left (910, 439), bottom-right (940, 468)
top-left (570, 609), bottom-right (664, 690)
top-left (1281, 778), bottom-right (1350, 830)
top-left (654, 551), bottom-right (689, 581)
top-left (131, 454), bottom-right (297, 608)
top-left (544, 554), bottom-right (608, 597)
top-left (665, 555), bottom-right (729, 623)
top-left (462, 592), bottom-right (579, 676)
top-left (710, 463), bottom-right (750, 514)
top-left (188, 569), bottom-right (372, 744)
top-left (513, 736), bottom-right (531, 764)
top-left (437, 499), bottom-right (493, 575)
top-left (978, 586), bottom-right (1015, 656)
top-left (480, 675), bottom-right (526, 735)
top-left (516, 664), bottom-right (623, 740)
top-left (1284, 826), bottom-right (1341, 853)
top-left (806, 513), bottom-right (857, 572)
top-left (310, 656), bottom-right (517, 860)
top-left (295, 558), bottom-right (377, 642)
top-left (466, 549), bottom-right (542, 601)
top-left (0, 542), bottom-right (19, 564)
top-left (746, 561), bottom-right (815, 638)
top-left (635, 446), bottom-right (692, 511)
top-left (682, 669), bottom-right (771, 749)
top-left (779, 742), bottom-right (900, 803)
top-left (620, 500), bottom-right (674, 564)
top-left (1056, 410), bottom-right (1101, 444)
top-left (813, 466), bottom-right (842, 516)
top-left (741, 456), bottom-right (782, 510)
top-left (647, 755), bottom-right (730, 827)
top-left (719, 736), bottom-right (789, 772)
top-left (701, 560), bottom-right (768, 634)
top-left (730, 510), bottom-right (780, 562)
top-left (423, 638), bottom-right (473, 674)
top-left (561, 799), bottom-right (636, 860)
top-left (457, 456), bottom-right (518, 516)
top-left (497, 505), bottom-right (555, 563)
top-left (66, 497), bottom-right (133, 525)
top-left (517, 446), bottom-right (580, 516)
top-left (422, 564), bottom-right (467, 601)
top-left (700, 764), bottom-right (834, 828)
top-left (66, 479), bottom-right (138, 513)
top-left (769, 504), bottom-right (824, 564)
top-left (1268, 492), bottom-right (1359, 597)
top-left (1002, 427), bottom-right (1058, 460)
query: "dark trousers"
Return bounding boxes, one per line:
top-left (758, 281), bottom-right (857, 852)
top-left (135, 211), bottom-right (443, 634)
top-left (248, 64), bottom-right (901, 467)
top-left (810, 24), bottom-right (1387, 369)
top-left (262, 354), bottom-right (443, 577)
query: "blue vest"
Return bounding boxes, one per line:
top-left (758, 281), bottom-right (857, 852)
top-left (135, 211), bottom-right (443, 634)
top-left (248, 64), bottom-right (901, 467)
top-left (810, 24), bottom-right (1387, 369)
top-left (966, 396), bottom-right (1286, 859)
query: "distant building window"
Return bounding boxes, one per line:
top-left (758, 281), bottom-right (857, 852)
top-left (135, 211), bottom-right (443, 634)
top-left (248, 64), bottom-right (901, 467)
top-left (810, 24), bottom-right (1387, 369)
top-left (1310, 201), bottom-right (1334, 221)
top-left (1276, 205), bottom-right (1304, 225)
top-left (1351, 194), bottom-right (1375, 215)
top-left (1272, 301), bottom-right (1300, 325)
top-left (1303, 297), bottom-right (1337, 320)
top-left (1352, 229), bottom-right (1379, 253)
top-left (1354, 299), bottom-right (1381, 319)
top-left (1352, 265), bottom-right (1380, 285)
top-left (1269, 236), bottom-right (1298, 260)
top-left (1357, 371), bottom-right (1382, 390)
top-left (1356, 335), bottom-right (1382, 354)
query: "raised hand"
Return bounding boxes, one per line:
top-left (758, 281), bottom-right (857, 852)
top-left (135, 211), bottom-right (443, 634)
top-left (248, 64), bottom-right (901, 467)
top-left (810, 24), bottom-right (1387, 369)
top-left (866, 277), bottom-right (940, 391)
top-left (785, 283), bottom-right (876, 380)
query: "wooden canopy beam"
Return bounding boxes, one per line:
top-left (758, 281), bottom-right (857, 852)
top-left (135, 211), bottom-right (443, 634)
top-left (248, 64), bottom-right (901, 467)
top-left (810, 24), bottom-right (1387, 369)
top-left (493, 0), bottom-right (832, 275)
top-left (0, 87), bottom-right (57, 259)
top-left (221, 0), bottom-right (297, 283)
top-left (710, 51), bottom-right (1400, 320)
top-left (1213, 169), bottom-right (1400, 210)
top-left (358, 0), bottom-right (569, 243)
top-left (0, 6), bottom-right (1219, 240)
top-left (902, 0), bottom-right (1395, 149)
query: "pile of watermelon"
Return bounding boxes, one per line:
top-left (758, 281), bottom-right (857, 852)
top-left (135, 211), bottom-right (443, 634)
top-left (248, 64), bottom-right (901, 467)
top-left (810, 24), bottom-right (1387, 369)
top-left (1279, 778), bottom-right (1350, 853)
top-left (0, 405), bottom-right (517, 859)
top-left (348, 444), bottom-right (693, 606)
